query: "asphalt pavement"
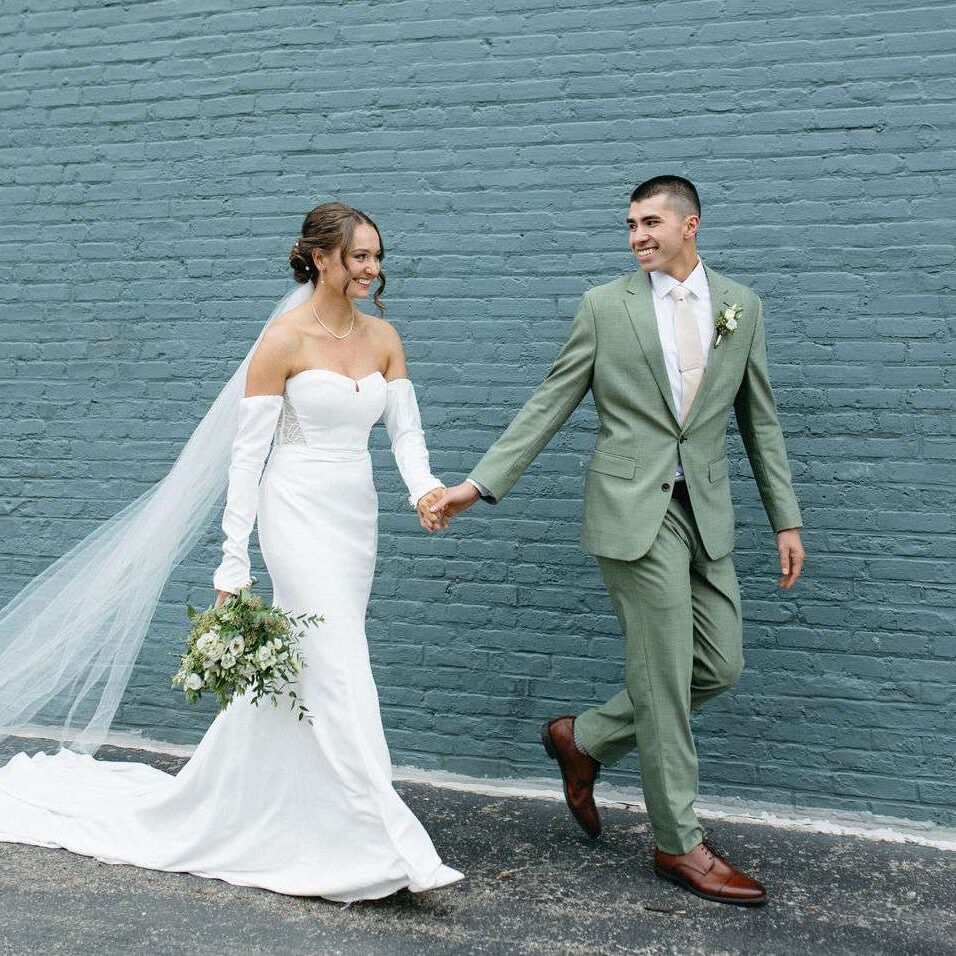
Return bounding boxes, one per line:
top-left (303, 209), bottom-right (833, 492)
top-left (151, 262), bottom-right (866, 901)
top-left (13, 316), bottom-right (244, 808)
top-left (0, 740), bottom-right (953, 956)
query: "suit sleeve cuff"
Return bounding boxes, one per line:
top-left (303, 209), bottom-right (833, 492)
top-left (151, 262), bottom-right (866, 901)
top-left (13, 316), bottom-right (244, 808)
top-left (466, 478), bottom-right (497, 503)
top-left (769, 505), bottom-right (803, 533)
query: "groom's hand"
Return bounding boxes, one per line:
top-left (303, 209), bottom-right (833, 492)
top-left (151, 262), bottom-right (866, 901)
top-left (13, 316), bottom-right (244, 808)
top-left (776, 529), bottom-right (805, 589)
top-left (431, 482), bottom-right (481, 522)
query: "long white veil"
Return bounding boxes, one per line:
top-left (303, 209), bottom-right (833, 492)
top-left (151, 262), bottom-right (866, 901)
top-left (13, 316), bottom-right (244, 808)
top-left (0, 282), bottom-right (314, 755)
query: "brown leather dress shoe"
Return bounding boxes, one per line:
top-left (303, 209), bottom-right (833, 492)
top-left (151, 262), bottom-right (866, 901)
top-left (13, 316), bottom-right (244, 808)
top-left (654, 841), bottom-right (767, 906)
top-left (540, 715), bottom-right (602, 838)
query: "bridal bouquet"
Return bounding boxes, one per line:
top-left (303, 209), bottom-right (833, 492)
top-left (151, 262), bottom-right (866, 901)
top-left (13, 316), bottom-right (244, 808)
top-left (172, 582), bottom-right (320, 722)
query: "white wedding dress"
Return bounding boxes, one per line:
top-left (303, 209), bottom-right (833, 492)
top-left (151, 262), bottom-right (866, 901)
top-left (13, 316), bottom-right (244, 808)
top-left (0, 369), bottom-right (463, 901)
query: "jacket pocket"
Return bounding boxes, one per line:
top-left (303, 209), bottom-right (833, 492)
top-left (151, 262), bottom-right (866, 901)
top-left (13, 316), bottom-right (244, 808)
top-left (708, 457), bottom-right (729, 483)
top-left (589, 451), bottom-right (637, 480)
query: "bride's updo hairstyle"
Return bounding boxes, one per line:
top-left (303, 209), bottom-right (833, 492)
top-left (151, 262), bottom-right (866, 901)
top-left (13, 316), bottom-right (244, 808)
top-left (289, 202), bottom-right (386, 315)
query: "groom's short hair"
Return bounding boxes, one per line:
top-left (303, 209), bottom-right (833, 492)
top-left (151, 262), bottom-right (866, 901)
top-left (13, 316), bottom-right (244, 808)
top-left (630, 176), bottom-right (701, 219)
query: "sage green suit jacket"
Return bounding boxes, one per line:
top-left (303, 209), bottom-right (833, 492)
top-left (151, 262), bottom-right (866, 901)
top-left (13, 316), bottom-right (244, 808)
top-left (469, 266), bottom-right (802, 562)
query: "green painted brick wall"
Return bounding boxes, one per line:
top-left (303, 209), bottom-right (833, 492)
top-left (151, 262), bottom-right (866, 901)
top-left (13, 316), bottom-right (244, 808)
top-left (1, 0), bottom-right (954, 825)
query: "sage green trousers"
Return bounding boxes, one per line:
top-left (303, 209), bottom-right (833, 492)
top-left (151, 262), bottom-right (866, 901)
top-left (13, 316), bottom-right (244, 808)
top-left (574, 489), bottom-right (744, 855)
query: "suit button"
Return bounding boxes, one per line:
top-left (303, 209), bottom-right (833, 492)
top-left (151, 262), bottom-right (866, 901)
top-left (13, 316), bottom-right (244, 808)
top-left (661, 482), bottom-right (670, 492)
top-left (679, 435), bottom-right (687, 443)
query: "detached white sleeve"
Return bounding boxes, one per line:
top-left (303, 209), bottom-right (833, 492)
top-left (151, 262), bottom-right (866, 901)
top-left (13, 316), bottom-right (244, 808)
top-left (212, 395), bottom-right (283, 593)
top-left (382, 378), bottom-right (443, 508)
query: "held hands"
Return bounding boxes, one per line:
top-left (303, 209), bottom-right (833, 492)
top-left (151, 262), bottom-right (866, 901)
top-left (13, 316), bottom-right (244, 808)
top-left (430, 482), bottom-right (481, 522)
top-left (776, 529), bottom-right (805, 589)
top-left (415, 482), bottom-right (479, 534)
top-left (416, 487), bottom-right (449, 533)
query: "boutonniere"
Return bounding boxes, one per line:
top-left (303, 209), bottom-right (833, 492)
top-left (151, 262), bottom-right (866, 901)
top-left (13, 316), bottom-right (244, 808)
top-left (715, 304), bottom-right (741, 348)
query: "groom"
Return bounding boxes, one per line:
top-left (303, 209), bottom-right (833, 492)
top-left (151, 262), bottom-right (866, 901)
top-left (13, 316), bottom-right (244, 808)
top-left (435, 176), bottom-right (805, 906)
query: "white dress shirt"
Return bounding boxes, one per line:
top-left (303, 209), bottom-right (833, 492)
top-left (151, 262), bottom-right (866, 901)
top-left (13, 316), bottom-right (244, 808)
top-left (468, 259), bottom-right (715, 499)
top-left (649, 258), bottom-right (715, 481)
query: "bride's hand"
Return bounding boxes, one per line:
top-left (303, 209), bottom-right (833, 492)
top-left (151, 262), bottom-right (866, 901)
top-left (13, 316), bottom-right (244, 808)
top-left (215, 590), bottom-right (232, 608)
top-left (416, 488), bottom-right (448, 533)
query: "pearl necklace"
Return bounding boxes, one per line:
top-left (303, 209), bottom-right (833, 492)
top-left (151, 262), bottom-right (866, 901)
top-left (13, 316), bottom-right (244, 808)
top-left (311, 300), bottom-right (356, 340)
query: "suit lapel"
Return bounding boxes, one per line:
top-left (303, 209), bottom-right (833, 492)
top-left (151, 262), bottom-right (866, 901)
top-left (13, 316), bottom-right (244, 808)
top-left (622, 271), bottom-right (680, 424)
top-left (680, 265), bottom-right (731, 431)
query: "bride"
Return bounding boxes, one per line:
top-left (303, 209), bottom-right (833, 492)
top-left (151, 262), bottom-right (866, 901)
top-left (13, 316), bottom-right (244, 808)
top-left (0, 202), bottom-right (464, 901)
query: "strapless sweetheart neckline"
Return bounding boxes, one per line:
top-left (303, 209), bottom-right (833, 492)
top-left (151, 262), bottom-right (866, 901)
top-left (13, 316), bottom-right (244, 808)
top-left (287, 368), bottom-right (386, 386)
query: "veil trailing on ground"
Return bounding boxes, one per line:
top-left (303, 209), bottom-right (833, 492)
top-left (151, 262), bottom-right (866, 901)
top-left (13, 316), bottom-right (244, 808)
top-left (0, 282), bottom-right (313, 756)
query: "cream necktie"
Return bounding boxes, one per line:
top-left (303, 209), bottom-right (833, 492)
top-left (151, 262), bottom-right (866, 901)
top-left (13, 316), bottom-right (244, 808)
top-left (670, 285), bottom-right (705, 422)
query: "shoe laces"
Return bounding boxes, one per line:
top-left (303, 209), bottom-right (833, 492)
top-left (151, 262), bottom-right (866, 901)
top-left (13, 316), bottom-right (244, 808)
top-left (700, 837), bottom-right (729, 866)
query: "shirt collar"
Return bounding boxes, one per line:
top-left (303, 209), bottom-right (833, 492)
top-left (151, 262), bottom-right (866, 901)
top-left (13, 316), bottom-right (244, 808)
top-left (650, 258), bottom-right (708, 302)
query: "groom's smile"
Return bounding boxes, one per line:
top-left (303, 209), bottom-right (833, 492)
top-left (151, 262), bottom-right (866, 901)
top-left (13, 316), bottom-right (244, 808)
top-left (635, 244), bottom-right (659, 265)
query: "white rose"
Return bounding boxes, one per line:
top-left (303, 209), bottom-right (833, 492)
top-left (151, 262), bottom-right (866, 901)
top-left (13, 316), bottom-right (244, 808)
top-left (228, 636), bottom-right (245, 656)
top-left (220, 650), bottom-right (237, 670)
top-left (725, 317), bottom-right (738, 331)
top-left (185, 673), bottom-right (204, 691)
top-left (195, 631), bottom-right (219, 653)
